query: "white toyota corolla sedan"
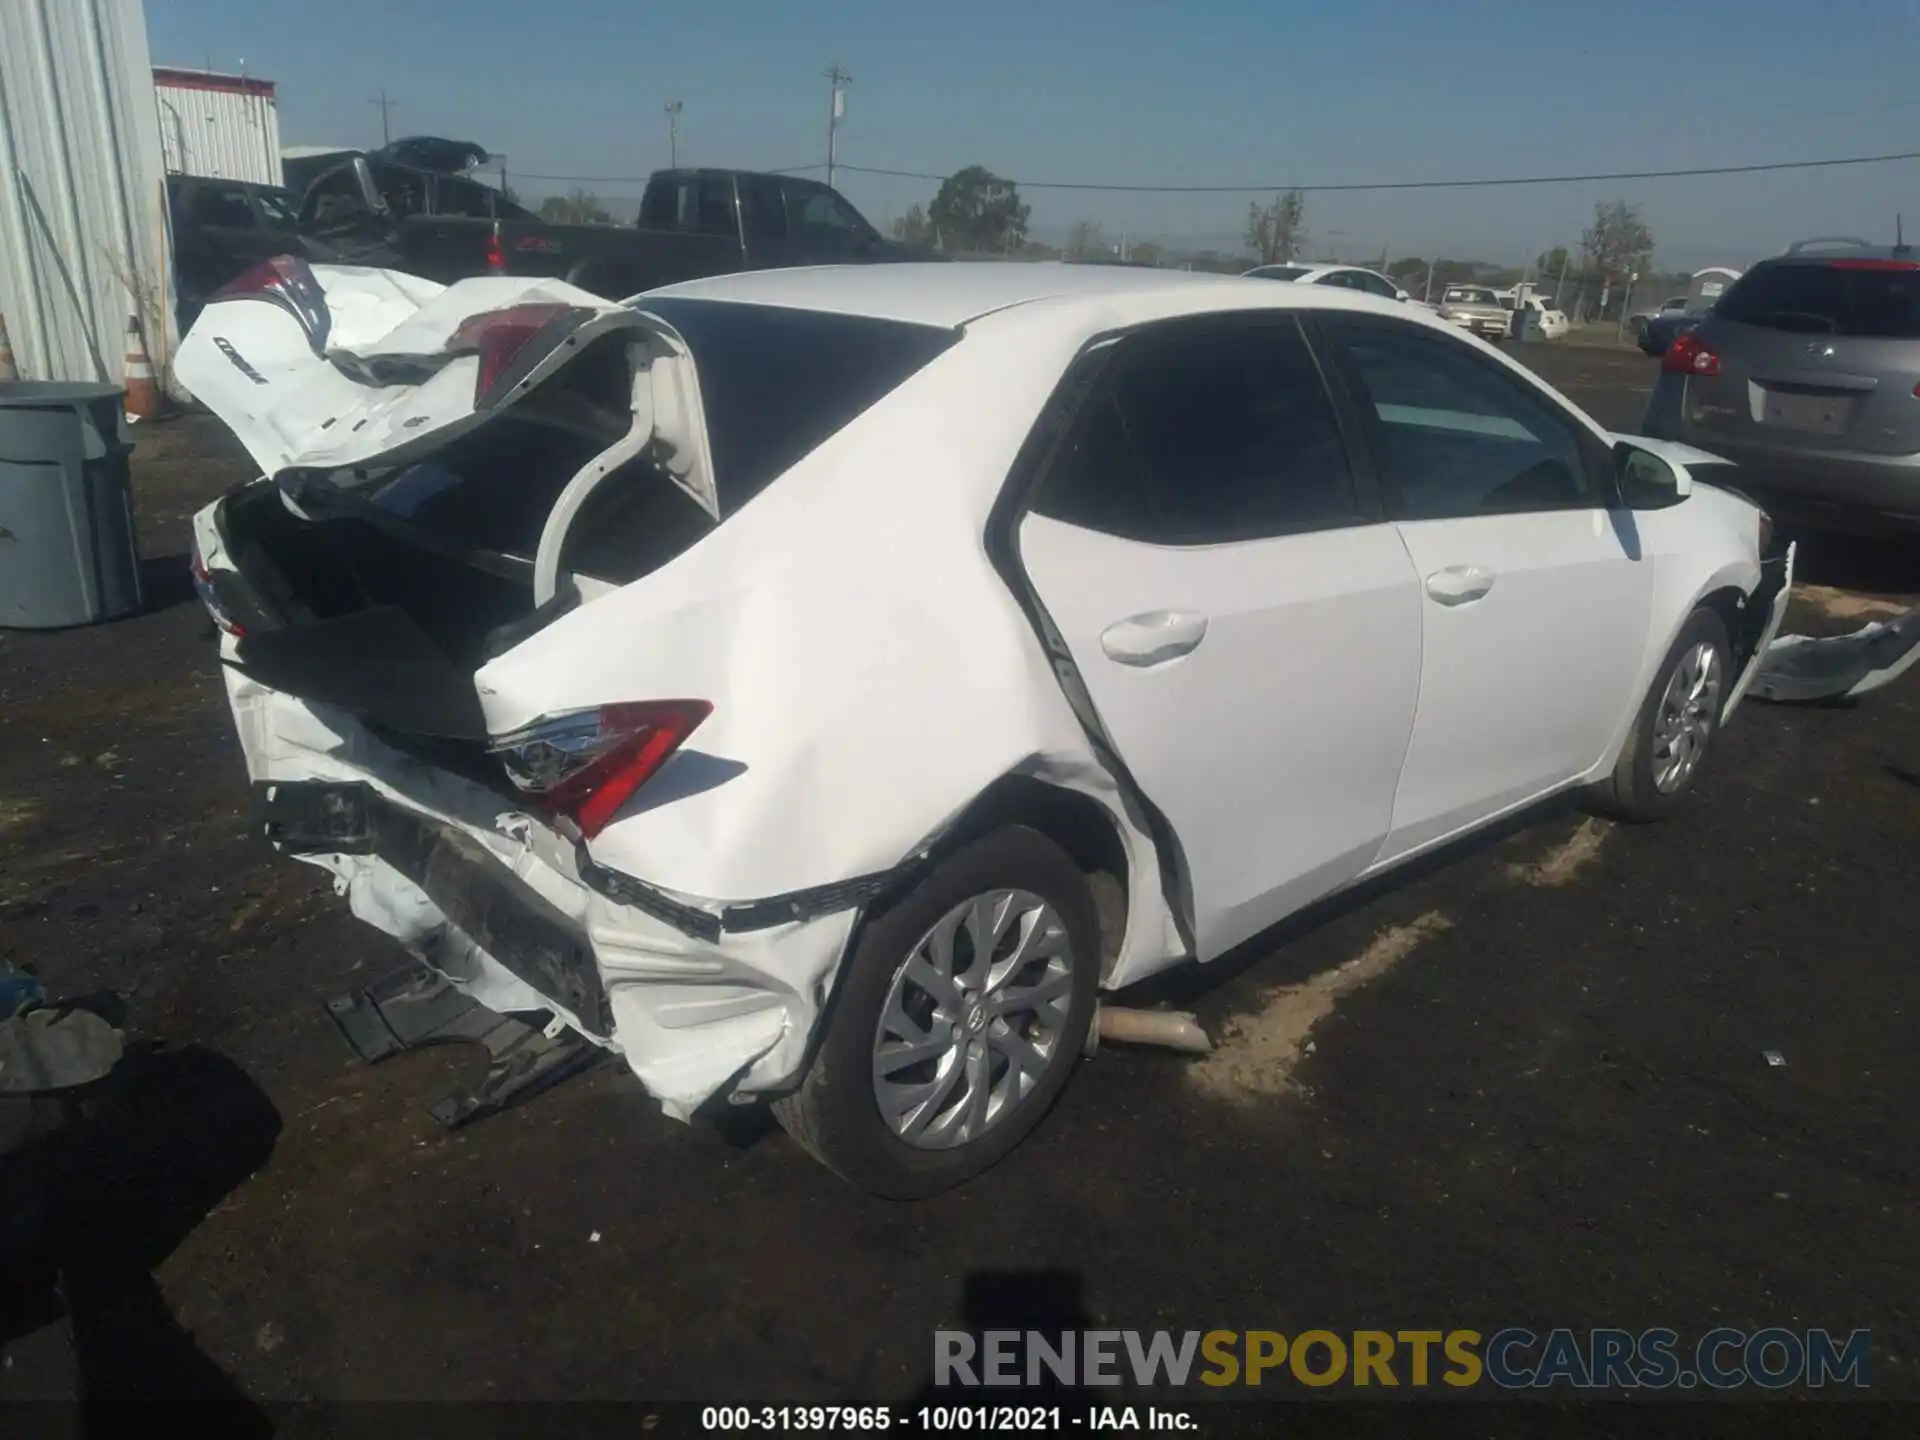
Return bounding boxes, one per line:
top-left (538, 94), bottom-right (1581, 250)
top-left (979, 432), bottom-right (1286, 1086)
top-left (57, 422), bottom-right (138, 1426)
top-left (182, 259), bottom-right (1793, 1196)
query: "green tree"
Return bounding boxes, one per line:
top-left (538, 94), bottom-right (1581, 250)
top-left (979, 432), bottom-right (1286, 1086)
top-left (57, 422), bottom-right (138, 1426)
top-left (1536, 245), bottom-right (1570, 278)
top-left (1580, 200), bottom-right (1654, 282)
top-left (928, 166), bottom-right (1030, 252)
top-left (892, 203), bottom-right (932, 245)
top-left (1245, 190), bottom-right (1307, 264)
top-left (539, 189), bottom-right (614, 225)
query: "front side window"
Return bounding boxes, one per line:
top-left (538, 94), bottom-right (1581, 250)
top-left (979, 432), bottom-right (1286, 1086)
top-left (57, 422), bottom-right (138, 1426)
top-left (1030, 319), bottom-right (1361, 544)
top-left (1323, 317), bottom-right (1599, 519)
top-left (194, 186), bottom-right (255, 229)
top-left (784, 184), bottom-right (868, 241)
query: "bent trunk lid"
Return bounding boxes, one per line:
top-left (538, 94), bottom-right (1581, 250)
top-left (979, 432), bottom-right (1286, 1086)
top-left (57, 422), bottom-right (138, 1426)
top-left (176, 261), bottom-right (720, 519)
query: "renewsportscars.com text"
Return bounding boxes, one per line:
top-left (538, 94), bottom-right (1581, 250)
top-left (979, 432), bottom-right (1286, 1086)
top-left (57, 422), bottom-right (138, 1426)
top-left (934, 1327), bottom-right (1871, 1390)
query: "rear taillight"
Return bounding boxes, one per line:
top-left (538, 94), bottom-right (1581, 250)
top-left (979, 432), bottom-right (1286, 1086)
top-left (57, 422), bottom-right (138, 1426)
top-left (490, 701), bottom-right (711, 839)
top-left (443, 302), bottom-right (588, 407)
top-left (188, 542), bottom-right (245, 637)
top-left (484, 224), bottom-right (506, 274)
top-left (210, 254), bottom-right (331, 355)
top-left (1663, 330), bottom-right (1720, 377)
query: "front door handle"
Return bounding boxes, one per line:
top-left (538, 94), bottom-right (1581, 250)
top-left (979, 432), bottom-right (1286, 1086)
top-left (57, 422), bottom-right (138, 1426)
top-left (1100, 610), bottom-right (1210, 667)
top-left (1424, 565), bottom-right (1496, 605)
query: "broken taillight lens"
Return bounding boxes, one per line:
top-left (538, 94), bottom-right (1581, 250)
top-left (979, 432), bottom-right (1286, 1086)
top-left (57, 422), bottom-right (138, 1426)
top-left (490, 701), bottom-right (712, 840)
top-left (444, 302), bottom-right (587, 408)
top-left (210, 254), bottom-right (332, 355)
top-left (188, 542), bottom-right (245, 638)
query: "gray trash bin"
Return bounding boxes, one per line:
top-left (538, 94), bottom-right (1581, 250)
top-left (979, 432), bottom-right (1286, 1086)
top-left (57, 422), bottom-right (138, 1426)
top-left (0, 382), bottom-right (143, 629)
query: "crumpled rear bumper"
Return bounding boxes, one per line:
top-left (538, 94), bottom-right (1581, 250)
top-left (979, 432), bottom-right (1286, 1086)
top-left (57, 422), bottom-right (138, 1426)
top-left (229, 671), bottom-right (855, 1122)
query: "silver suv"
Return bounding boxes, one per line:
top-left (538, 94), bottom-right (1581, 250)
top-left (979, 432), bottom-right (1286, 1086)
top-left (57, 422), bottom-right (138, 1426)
top-left (1642, 239), bottom-right (1920, 533)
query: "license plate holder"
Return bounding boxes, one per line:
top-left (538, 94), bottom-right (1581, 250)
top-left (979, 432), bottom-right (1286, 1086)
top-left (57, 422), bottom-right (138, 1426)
top-left (1761, 390), bottom-right (1853, 435)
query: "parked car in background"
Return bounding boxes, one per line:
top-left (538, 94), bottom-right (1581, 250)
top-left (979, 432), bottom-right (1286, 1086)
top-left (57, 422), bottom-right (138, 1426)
top-left (1643, 239), bottom-right (1920, 533)
top-left (1244, 262), bottom-right (1412, 301)
top-left (168, 174), bottom-right (312, 328)
top-left (1638, 306), bottom-right (1708, 356)
top-left (1438, 285), bottom-right (1511, 340)
top-left (1516, 295), bottom-right (1569, 340)
top-left (181, 258), bottom-right (1788, 1196)
top-left (1630, 296), bottom-right (1691, 343)
top-left (297, 153), bottom-right (927, 298)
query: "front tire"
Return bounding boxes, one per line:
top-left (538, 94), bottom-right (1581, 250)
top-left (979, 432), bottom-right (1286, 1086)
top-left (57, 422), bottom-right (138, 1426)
top-left (1590, 607), bottom-right (1732, 822)
top-left (772, 827), bottom-right (1099, 1199)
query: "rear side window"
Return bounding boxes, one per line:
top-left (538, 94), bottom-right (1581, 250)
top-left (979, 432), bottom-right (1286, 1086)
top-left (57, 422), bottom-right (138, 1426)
top-left (1324, 316), bottom-right (1599, 518)
top-left (1031, 319), bottom-right (1361, 544)
top-left (633, 298), bottom-right (962, 513)
top-left (1716, 261), bottom-right (1920, 338)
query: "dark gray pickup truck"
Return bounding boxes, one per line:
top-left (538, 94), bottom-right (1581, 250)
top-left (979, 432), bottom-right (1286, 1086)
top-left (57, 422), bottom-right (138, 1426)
top-left (296, 156), bottom-right (933, 297)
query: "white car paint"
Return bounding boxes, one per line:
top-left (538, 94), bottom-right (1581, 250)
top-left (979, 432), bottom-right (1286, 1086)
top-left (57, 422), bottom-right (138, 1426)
top-left (182, 260), bottom-right (1779, 1128)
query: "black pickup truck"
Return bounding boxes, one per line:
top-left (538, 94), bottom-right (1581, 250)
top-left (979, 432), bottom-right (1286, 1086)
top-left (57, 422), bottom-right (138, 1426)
top-left (295, 154), bottom-right (929, 297)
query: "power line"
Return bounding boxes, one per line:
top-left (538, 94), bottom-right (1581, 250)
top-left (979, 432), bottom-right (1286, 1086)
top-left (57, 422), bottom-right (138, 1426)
top-left (510, 162), bottom-right (822, 184)
top-left (833, 148), bottom-right (1920, 194)
top-left (498, 147), bottom-right (1920, 194)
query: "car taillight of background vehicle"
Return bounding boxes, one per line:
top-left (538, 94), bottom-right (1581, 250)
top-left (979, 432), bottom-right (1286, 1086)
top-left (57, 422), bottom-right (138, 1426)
top-left (210, 253), bottom-right (332, 355)
top-left (443, 302), bottom-right (591, 408)
top-left (188, 541), bottom-right (245, 637)
top-left (484, 225), bottom-right (506, 275)
top-left (489, 700), bottom-right (712, 839)
top-left (1663, 331), bottom-right (1721, 377)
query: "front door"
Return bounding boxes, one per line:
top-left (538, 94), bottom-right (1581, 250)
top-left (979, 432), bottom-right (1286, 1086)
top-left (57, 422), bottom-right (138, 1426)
top-left (1017, 317), bottom-right (1424, 961)
top-left (1317, 315), bottom-right (1655, 866)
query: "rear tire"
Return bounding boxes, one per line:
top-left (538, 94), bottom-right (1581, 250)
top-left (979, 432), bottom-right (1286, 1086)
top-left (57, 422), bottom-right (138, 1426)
top-left (772, 827), bottom-right (1099, 1199)
top-left (1590, 607), bottom-right (1732, 822)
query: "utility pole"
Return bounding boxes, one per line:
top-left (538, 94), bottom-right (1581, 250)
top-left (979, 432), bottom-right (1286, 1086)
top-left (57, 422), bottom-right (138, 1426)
top-left (1424, 258), bottom-right (1435, 303)
top-left (824, 63), bottom-right (851, 190)
top-left (370, 91), bottom-right (394, 147)
top-left (664, 100), bottom-right (683, 169)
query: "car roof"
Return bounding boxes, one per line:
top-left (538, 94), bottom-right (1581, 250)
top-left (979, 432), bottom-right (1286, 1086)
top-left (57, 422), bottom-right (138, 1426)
top-left (646, 261), bottom-right (1323, 327)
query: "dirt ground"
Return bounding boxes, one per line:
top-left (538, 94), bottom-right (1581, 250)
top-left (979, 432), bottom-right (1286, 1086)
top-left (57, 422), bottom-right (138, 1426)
top-left (2, 341), bottom-right (1918, 1412)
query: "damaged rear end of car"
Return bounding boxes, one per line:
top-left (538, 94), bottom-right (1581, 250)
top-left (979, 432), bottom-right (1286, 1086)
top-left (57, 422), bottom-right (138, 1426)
top-left (182, 259), bottom-right (1178, 1137)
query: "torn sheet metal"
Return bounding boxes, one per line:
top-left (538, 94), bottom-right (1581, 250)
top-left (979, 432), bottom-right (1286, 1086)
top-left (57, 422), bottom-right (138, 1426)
top-left (1749, 604), bottom-right (1920, 704)
top-left (1723, 541), bottom-right (1796, 723)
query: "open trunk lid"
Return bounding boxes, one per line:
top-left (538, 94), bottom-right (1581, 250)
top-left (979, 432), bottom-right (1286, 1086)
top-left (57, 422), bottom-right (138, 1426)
top-left (176, 257), bottom-right (720, 519)
top-left (181, 259), bottom-right (722, 741)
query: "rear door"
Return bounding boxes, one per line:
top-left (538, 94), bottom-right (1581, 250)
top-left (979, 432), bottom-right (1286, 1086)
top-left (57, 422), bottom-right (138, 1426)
top-left (1687, 259), bottom-right (1920, 459)
top-left (1016, 316), bottom-right (1423, 961)
top-left (1318, 314), bottom-right (1654, 865)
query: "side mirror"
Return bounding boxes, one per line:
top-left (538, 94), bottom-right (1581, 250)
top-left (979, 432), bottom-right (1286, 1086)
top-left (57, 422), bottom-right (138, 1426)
top-left (1614, 440), bottom-right (1691, 508)
top-left (1395, 289), bottom-right (1411, 302)
top-left (349, 157), bottom-right (390, 219)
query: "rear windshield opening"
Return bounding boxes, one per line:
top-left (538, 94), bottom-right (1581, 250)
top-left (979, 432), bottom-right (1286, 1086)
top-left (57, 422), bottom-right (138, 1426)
top-left (1717, 261), bottom-right (1920, 338)
top-left (631, 297), bottom-right (962, 515)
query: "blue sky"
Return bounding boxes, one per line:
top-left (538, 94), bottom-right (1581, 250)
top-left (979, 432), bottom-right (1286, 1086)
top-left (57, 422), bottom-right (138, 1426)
top-left (148, 0), bottom-right (1920, 270)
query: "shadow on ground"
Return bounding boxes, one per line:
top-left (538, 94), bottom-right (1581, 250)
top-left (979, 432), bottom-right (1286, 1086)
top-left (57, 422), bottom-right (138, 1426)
top-left (1, 1038), bottom-right (280, 1432)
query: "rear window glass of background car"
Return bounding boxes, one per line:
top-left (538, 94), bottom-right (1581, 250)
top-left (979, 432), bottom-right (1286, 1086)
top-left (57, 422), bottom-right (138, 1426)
top-left (1717, 261), bottom-right (1920, 339)
top-left (632, 298), bottom-right (962, 514)
top-left (1030, 319), bottom-right (1362, 544)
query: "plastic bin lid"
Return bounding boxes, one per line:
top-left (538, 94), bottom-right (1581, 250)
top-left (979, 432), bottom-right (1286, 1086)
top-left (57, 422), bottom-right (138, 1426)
top-left (0, 381), bottom-right (124, 409)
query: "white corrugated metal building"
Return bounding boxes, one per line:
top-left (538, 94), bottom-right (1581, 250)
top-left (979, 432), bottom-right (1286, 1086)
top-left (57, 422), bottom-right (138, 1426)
top-left (0, 0), bottom-right (172, 386)
top-left (155, 66), bottom-right (282, 187)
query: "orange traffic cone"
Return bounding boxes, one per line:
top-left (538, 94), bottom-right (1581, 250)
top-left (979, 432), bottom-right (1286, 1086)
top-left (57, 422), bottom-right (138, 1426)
top-left (122, 314), bottom-right (163, 419)
top-left (0, 311), bottom-right (17, 383)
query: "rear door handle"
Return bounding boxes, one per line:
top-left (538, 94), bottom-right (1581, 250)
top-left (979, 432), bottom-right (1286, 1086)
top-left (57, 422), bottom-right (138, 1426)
top-left (1424, 565), bottom-right (1496, 605)
top-left (1099, 610), bottom-right (1210, 667)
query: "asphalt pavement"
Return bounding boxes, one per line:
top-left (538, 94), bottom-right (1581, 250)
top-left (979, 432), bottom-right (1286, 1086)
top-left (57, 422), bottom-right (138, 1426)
top-left (1, 340), bottom-right (1917, 1410)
